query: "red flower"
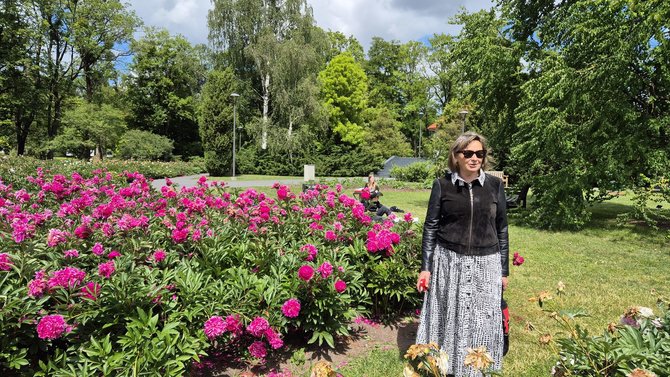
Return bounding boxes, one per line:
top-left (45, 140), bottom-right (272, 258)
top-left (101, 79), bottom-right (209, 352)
top-left (513, 252), bottom-right (525, 266)
top-left (334, 280), bottom-right (347, 293)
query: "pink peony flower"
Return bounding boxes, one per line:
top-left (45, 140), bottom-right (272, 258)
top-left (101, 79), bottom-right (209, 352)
top-left (203, 316), bottom-right (226, 339)
top-left (98, 261), bottom-right (115, 278)
top-left (171, 228), bottom-right (189, 244)
top-left (324, 230), bottom-right (337, 241)
top-left (513, 252), bottom-right (525, 266)
top-left (404, 212), bottom-right (414, 222)
top-left (248, 340), bottom-right (267, 359)
top-left (0, 253), bottom-right (13, 271)
top-left (80, 282), bottom-right (101, 301)
top-left (298, 265), bottom-right (314, 281)
top-left (107, 250), bottom-right (121, 259)
top-left (46, 228), bottom-right (69, 247)
top-left (300, 244), bottom-right (318, 261)
top-left (28, 271), bottom-right (48, 297)
top-left (265, 327), bottom-right (284, 349)
top-left (63, 249), bottom-right (79, 259)
top-left (246, 316), bottom-right (270, 337)
top-left (92, 242), bottom-right (104, 256)
top-left (317, 262), bottom-right (333, 279)
top-left (36, 315), bottom-right (68, 340)
top-left (152, 250), bottom-right (167, 263)
top-left (281, 298), bottom-right (301, 318)
top-left (47, 267), bottom-right (86, 290)
top-left (334, 280), bottom-right (347, 293)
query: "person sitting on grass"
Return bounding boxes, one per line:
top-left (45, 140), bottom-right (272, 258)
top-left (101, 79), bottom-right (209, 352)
top-left (362, 173), bottom-right (393, 217)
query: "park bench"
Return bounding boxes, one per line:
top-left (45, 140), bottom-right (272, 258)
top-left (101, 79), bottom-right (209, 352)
top-left (487, 170), bottom-right (509, 188)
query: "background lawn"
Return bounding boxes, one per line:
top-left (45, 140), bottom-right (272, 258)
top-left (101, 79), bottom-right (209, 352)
top-left (333, 192), bottom-right (670, 376)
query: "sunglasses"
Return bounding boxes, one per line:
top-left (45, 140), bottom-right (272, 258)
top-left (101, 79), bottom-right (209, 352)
top-left (458, 150), bottom-right (487, 159)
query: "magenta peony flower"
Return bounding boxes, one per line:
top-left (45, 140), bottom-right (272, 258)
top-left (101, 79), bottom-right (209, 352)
top-left (74, 225), bottom-right (91, 239)
top-left (317, 262), bottom-right (333, 279)
top-left (265, 327), bottom-right (284, 349)
top-left (298, 265), bottom-right (314, 281)
top-left (334, 280), bottom-right (347, 293)
top-left (80, 282), bottom-right (101, 301)
top-left (46, 228), bottom-right (69, 247)
top-left (107, 250), bottom-right (121, 259)
top-left (203, 316), bottom-right (226, 339)
top-left (248, 340), bottom-right (267, 359)
top-left (0, 253), bottom-right (13, 271)
top-left (152, 250), bottom-right (167, 263)
top-left (171, 228), bottom-right (189, 244)
top-left (28, 271), bottom-right (48, 297)
top-left (92, 242), bottom-right (104, 256)
top-left (47, 267), bottom-right (86, 290)
top-left (246, 316), bottom-right (270, 337)
top-left (404, 212), bottom-right (414, 222)
top-left (36, 315), bottom-right (68, 340)
top-left (281, 298), bottom-right (301, 318)
top-left (324, 230), bottom-right (337, 241)
top-left (98, 261), bottom-right (115, 278)
top-left (300, 244), bottom-right (318, 261)
top-left (63, 249), bottom-right (79, 259)
top-left (513, 252), bottom-right (525, 266)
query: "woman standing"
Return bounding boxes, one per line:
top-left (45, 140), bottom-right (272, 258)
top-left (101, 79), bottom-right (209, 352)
top-left (415, 132), bottom-right (509, 376)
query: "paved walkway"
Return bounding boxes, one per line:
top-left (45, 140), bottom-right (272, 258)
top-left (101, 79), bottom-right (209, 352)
top-left (150, 174), bottom-right (306, 190)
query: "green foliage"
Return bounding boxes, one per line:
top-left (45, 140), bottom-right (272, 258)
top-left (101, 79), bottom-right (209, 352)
top-left (116, 130), bottom-right (174, 161)
top-left (319, 52), bottom-right (369, 145)
top-left (124, 28), bottom-right (206, 158)
top-left (363, 107), bottom-right (413, 159)
top-left (506, 0), bottom-right (670, 229)
top-left (50, 99), bottom-right (127, 159)
top-left (199, 69), bottom-right (236, 176)
top-left (390, 162), bottom-right (435, 183)
top-left (534, 289), bottom-right (670, 376)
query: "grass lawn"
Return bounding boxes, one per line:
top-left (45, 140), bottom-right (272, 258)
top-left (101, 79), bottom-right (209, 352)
top-left (209, 174), bottom-right (303, 182)
top-left (334, 192), bottom-right (670, 377)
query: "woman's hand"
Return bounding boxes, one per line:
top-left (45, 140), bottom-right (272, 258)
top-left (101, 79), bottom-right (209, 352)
top-left (417, 271), bottom-right (431, 292)
top-left (502, 276), bottom-right (508, 291)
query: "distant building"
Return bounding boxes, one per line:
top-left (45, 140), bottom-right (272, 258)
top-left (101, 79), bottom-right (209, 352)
top-left (376, 156), bottom-right (428, 178)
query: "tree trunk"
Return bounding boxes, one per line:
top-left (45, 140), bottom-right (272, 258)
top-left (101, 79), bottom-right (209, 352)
top-left (261, 72), bottom-right (270, 150)
top-left (14, 109), bottom-right (33, 156)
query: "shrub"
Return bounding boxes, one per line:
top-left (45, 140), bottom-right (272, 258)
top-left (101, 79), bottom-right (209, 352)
top-left (116, 130), bottom-right (174, 161)
top-left (0, 169), bottom-right (420, 374)
top-left (390, 161), bottom-right (435, 183)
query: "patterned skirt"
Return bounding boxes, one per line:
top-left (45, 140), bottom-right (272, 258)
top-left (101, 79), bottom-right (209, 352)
top-left (416, 244), bottom-right (503, 377)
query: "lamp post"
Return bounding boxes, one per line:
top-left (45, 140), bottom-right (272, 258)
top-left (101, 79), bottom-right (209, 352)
top-left (458, 110), bottom-right (469, 134)
top-left (418, 111), bottom-right (424, 158)
top-left (231, 92), bottom-right (240, 177)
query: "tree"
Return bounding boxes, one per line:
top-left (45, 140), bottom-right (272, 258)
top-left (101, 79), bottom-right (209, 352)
top-left (208, 0), bottom-right (316, 150)
top-left (199, 69), bottom-right (237, 176)
top-left (427, 33), bottom-right (456, 110)
top-left (362, 107), bottom-right (413, 159)
top-left (449, 10), bottom-right (524, 169)
top-left (50, 99), bottom-right (126, 159)
top-left (319, 52), bottom-right (369, 145)
top-left (124, 28), bottom-right (206, 158)
top-left (507, 0), bottom-right (670, 228)
top-left (325, 31), bottom-right (364, 63)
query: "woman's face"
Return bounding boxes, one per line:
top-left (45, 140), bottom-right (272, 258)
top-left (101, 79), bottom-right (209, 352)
top-left (369, 175), bottom-right (375, 185)
top-left (457, 140), bottom-right (485, 176)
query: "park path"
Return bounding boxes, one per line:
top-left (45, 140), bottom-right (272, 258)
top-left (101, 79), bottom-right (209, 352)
top-left (150, 174), bottom-right (305, 191)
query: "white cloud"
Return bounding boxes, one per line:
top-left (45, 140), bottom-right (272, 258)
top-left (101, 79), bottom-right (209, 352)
top-left (126, 0), bottom-right (494, 50)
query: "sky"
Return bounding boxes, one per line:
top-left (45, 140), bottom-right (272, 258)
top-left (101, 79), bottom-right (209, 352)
top-left (126, 0), bottom-right (496, 51)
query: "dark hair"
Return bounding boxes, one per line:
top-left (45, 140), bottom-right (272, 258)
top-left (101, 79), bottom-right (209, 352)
top-left (447, 132), bottom-right (490, 173)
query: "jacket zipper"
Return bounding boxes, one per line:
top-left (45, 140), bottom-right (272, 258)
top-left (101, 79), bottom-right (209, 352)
top-left (468, 183), bottom-right (473, 254)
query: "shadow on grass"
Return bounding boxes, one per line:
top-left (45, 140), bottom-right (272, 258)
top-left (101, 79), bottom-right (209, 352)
top-left (508, 200), bottom-right (669, 244)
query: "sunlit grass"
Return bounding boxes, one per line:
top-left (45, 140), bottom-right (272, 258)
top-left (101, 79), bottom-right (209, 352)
top-left (331, 193), bottom-right (670, 376)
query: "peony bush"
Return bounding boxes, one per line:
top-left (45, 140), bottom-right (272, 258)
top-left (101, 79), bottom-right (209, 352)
top-left (0, 164), bottom-right (420, 375)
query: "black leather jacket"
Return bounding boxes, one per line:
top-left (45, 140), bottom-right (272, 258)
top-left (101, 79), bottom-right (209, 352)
top-left (421, 173), bottom-right (509, 276)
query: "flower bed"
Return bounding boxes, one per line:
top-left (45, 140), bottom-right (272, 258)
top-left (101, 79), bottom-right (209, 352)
top-left (0, 166), bottom-right (420, 375)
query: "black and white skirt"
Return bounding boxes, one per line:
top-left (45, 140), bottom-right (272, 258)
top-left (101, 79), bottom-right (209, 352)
top-left (416, 244), bottom-right (504, 376)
